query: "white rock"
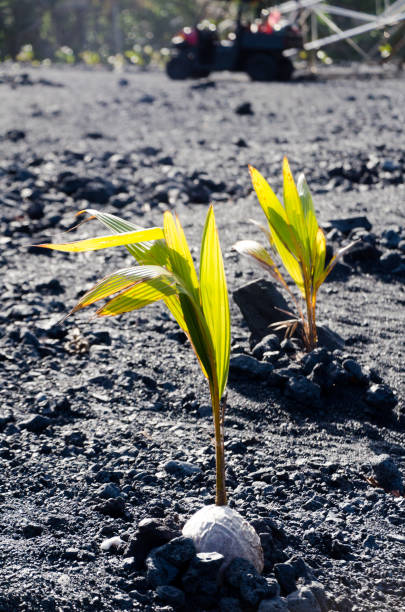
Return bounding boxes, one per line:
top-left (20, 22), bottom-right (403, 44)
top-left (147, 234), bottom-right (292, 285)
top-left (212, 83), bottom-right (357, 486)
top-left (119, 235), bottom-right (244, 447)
top-left (182, 504), bottom-right (264, 573)
top-left (100, 536), bottom-right (124, 552)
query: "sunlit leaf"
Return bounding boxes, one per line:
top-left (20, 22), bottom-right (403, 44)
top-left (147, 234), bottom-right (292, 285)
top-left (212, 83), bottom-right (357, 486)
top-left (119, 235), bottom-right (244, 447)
top-left (312, 228), bottom-right (326, 287)
top-left (200, 205), bottom-right (230, 399)
top-left (75, 209), bottom-right (184, 332)
top-left (233, 239), bottom-right (285, 284)
top-left (297, 173), bottom-right (319, 266)
top-left (249, 165), bottom-right (300, 258)
top-left (163, 212), bottom-right (200, 303)
top-left (77, 208), bottom-right (170, 266)
top-left (282, 157), bottom-right (310, 269)
top-left (70, 265), bottom-right (177, 313)
top-left (37, 227), bottom-right (164, 253)
top-left (96, 278), bottom-right (177, 316)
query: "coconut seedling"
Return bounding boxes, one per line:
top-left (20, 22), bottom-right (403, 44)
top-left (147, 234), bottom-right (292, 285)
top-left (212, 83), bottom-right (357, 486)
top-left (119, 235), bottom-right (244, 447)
top-left (234, 157), bottom-right (355, 351)
top-left (37, 205), bottom-right (263, 572)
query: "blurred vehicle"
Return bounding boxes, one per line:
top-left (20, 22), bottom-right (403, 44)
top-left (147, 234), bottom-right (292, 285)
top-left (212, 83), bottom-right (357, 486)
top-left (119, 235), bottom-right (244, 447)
top-left (166, 0), bottom-right (303, 81)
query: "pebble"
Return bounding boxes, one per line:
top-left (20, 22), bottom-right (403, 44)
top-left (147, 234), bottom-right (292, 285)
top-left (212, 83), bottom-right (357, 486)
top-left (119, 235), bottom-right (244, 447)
top-left (300, 348), bottom-right (331, 375)
top-left (286, 585), bottom-right (322, 612)
top-left (230, 354), bottom-right (274, 380)
top-left (370, 454), bottom-right (404, 493)
top-left (273, 562), bottom-right (297, 595)
top-left (365, 384), bottom-right (397, 410)
top-left (225, 557), bottom-right (273, 607)
top-left (182, 552), bottom-right (223, 606)
top-left (100, 536), bottom-right (125, 553)
top-left (19, 414), bottom-right (51, 433)
top-left (252, 334), bottom-right (281, 360)
top-left (155, 585), bottom-right (186, 607)
top-left (235, 102), bottom-right (254, 115)
top-left (329, 216), bottom-right (372, 235)
top-left (284, 376), bottom-right (321, 406)
top-left (22, 523), bottom-right (44, 538)
top-left (97, 483), bottom-right (122, 499)
top-left (258, 596), bottom-right (288, 611)
top-left (95, 497), bottom-right (127, 519)
top-left (164, 460), bottom-right (201, 478)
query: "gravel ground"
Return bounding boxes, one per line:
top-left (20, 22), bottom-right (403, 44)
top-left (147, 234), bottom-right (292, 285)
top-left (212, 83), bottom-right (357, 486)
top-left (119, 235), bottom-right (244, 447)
top-left (0, 65), bottom-right (404, 612)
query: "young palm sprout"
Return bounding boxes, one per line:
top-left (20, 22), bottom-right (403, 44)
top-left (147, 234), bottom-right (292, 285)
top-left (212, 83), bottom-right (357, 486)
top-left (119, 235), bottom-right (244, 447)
top-left (234, 158), bottom-right (356, 351)
top-left (38, 206), bottom-right (263, 571)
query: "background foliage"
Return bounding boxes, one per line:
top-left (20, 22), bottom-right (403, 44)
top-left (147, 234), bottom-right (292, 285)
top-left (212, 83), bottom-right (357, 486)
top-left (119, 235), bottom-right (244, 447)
top-left (0, 1), bottom-right (391, 63)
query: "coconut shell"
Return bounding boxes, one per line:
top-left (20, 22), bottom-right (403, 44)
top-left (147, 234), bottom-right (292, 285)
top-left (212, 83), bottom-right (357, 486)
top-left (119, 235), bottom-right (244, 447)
top-left (182, 504), bottom-right (264, 573)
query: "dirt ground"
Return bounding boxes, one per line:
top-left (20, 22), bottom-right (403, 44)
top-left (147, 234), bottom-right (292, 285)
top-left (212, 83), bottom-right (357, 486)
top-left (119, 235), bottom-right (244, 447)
top-left (0, 64), bottom-right (404, 612)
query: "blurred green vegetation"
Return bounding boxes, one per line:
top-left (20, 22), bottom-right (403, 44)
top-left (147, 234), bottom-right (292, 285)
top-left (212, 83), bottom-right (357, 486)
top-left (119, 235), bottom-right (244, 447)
top-left (0, 1), bottom-right (399, 65)
top-left (0, 0), bottom-right (226, 63)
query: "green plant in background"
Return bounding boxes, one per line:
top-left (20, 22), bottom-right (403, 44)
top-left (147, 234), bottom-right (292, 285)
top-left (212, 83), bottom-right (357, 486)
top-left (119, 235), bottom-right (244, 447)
top-left (234, 157), bottom-right (355, 352)
top-left (55, 46), bottom-right (75, 64)
top-left (79, 50), bottom-right (101, 66)
top-left (16, 44), bottom-right (34, 62)
top-left (38, 206), bottom-right (230, 506)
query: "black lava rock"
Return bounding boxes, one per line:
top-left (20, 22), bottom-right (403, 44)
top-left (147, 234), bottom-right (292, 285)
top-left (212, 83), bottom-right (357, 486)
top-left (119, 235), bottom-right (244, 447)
top-left (342, 358), bottom-right (366, 383)
top-left (75, 179), bottom-right (115, 204)
top-left (146, 537), bottom-right (196, 589)
top-left (19, 414), bottom-right (51, 433)
top-left (97, 483), bottom-right (122, 499)
top-left (95, 497), bottom-right (127, 519)
top-left (274, 562), bottom-right (297, 595)
top-left (6, 129), bottom-right (26, 142)
top-left (182, 552), bottom-right (224, 607)
top-left (225, 557), bottom-right (273, 607)
top-left (379, 251), bottom-right (402, 271)
top-left (26, 201), bottom-right (44, 220)
top-left (252, 334), bottom-right (281, 360)
top-left (328, 216), bottom-right (372, 235)
top-left (300, 348), bottom-right (331, 375)
top-left (233, 279), bottom-right (291, 343)
top-left (22, 524), bottom-right (44, 538)
top-left (235, 102), bottom-right (254, 115)
top-left (220, 596), bottom-right (244, 611)
top-left (155, 536), bottom-right (196, 569)
top-left (146, 550), bottom-right (179, 588)
top-left (343, 241), bottom-right (381, 267)
top-left (155, 585), bottom-right (186, 607)
top-left (258, 596), bottom-right (289, 610)
top-left (365, 383), bottom-right (397, 410)
top-left (284, 376), bottom-right (321, 406)
top-left (309, 360), bottom-right (348, 392)
top-left (286, 585), bottom-right (322, 612)
top-left (164, 460), bottom-right (201, 478)
top-left (126, 518), bottom-right (180, 570)
top-left (230, 354), bottom-right (274, 380)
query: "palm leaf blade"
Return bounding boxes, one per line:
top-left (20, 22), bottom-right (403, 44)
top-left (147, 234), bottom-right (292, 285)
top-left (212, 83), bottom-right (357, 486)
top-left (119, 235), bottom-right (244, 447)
top-left (70, 265), bottom-right (176, 313)
top-left (76, 209), bottom-right (170, 265)
top-left (297, 173), bottom-right (319, 266)
top-left (282, 157), bottom-right (310, 269)
top-left (249, 165), bottom-right (300, 258)
top-left (163, 212), bottom-right (200, 302)
top-left (200, 206), bottom-right (230, 399)
top-left (96, 278), bottom-right (177, 316)
top-left (37, 227), bottom-right (164, 253)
